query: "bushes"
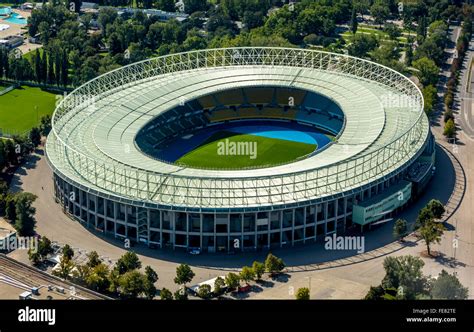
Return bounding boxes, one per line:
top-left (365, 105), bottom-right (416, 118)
top-left (264, 253), bottom-right (285, 276)
top-left (422, 85), bottom-right (437, 116)
top-left (439, 13), bottom-right (472, 139)
top-left (444, 109), bottom-right (454, 123)
top-left (295, 287), bottom-right (310, 300)
top-left (443, 119), bottom-right (456, 138)
top-left (444, 90), bottom-right (454, 110)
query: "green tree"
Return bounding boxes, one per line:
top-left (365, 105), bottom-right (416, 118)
top-left (28, 236), bottom-right (54, 265)
top-left (382, 255), bottom-right (428, 299)
top-left (444, 109), bottom-right (454, 123)
top-left (28, 250), bottom-right (41, 265)
top-left (350, 7), bottom-right (358, 34)
top-left (252, 261), bottom-right (265, 281)
top-left (427, 199), bottom-right (445, 219)
top-left (108, 270), bottom-right (121, 294)
top-left (240, 266), bottom-right (255, 284)
top-left (160, 287), bottom-right (173, 300)
top-left (60, 49), bottom-right (69, 87)
top-left (144, 266), bottom-right (158, 300)
top-left (393, 219), bottom-right (408, 241)
top-left (46, 51), bottom-right (55, 84)
top-left (98, 7), bottom-right (118, 37)
top-left (86, 251), bottom-right (102, 268)
top-left (0, 142), bottom-right (6, 172)
top-left (370, 41), bottom-right (402, 69)
top-left (29, 127), bottom-right (41, 147)
top-left (347, 34), bottom-right (378, 58)
top-left (413, 57), bottom-right (439, 87)
top-left (53, 256), bottom-right (75, 280)
top-left (39, 115), bottom-right (52, 136)
top-left (431, 270), bottom-right (468, 300)
top-left (225, 272), bottom-right (240, 290)
top-left (214, 276), bottom-right (226, 296)
top-left (38, 236), bottom-right (54, 260)
top-left (364, 285), bottom-right (386, 300)
top-left (416, 207), bottom-right (434, 229)
top-left (197, 284), bottom-right (212, 299)
top-left (445, 91), bottom-right (454, 110)
top-left (296, 287), bottom-right (310, 300)
top-left (5, 193), bottom-right (17, 222)
top-left (157, 0), bottom-right (175, 12)
top-left (419, 219), bottom-right (446, 256)
top-left (34, 49), bottom-right (42, 83)
top-left (86, 263), bottom-right (110, 293)
top-left (265, 253), bottom-right (285, 276)
top-left (62, 244), bottom-right (74, 260)
top-left (443, 119), bottom-right (456, 139)
top-left (174, 288), bottom-right (188, 300)
top-left (4, 140), bottom-right (17, 167)
top-left (118, 270), bottom-right (146, 299)
top-left (417, 16), bottom-right (427, 40)
top-left (72, 264), bottom-right (91, 286)
top-left (174, 264), bottom-right (195, 288)
top-left (14, 192), bottom-right (37, 236)
top-left (371, 1), bottom-right (390, 27)
top-left (405, 41), bottom-right (414, 66)
top-left (0, 180), bottom-right (7, 196)
top-left (40, 44), bottom-right (47, 81)
top-left (115, 252), bottom-right (141, 275)
top-left (422, 85), bottom-right (437, 116)
top-left (54, 50), bottom-right (61, 87)
top-left (145, 266), bottom-right (158, 284)
top-left (384, 23), bottom-right (401, 40)
top-left (183, 0), bottom-right (208, 14)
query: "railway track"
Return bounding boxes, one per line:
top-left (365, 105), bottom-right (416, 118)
top-left (0, 254), bottom-right (110, 299)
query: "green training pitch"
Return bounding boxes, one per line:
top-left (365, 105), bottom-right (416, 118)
top-left (0, 86), bottom-right (57, 135)
top-left (176, 131), bottom-right (317, 169)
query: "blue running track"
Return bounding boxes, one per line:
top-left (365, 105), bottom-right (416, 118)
top-left (155, 120), bottom-right (332, 162)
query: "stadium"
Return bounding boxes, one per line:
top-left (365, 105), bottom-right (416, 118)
top-left (45, 47), bottom-right (435, 253)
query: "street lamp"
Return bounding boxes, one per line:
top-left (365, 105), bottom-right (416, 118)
top-left (305, 276), bottom-right (312, 292)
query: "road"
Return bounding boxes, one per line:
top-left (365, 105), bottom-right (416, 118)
top-left (458, 35), bottom-right (474, 139)
top-left (422, 24), bottom-right (474, 298)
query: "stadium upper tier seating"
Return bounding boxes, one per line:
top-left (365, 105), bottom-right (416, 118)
top-left (136, 86), bottom-right (345, 155)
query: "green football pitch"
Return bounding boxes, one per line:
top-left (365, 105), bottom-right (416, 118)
top-left (0, 86), bottom-right (57, 135)
top-left (176, 131), bottom-right (317, 169)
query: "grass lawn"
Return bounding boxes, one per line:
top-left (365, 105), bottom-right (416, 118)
top-left (23, 47), bottom-right (43, 62)
top-left (341, 30), bottom-right (408, 46)
top-left (0, 86), bottom-right (57, 135)
top-left (176, 131), bottom-right (316, 169)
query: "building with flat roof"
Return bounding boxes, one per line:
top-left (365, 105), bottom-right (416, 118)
top-left (0, 35), bottom-right (23, 50)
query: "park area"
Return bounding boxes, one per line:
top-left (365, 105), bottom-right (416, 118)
top-left (0, 85), bottom-right (56, 136)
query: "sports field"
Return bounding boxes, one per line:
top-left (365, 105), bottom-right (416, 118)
top-left (0, 86), bottom-right (57, 135)
top-left (176, 130), bottom-right (317, 169)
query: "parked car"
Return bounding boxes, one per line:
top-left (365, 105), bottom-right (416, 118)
top-left (238, 284), bottom-right (251, 293)
top-left (188, 248), bottom-right (201, 255)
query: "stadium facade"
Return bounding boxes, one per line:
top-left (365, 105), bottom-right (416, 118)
top-left (45, 47), bottom-right (435, 253)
